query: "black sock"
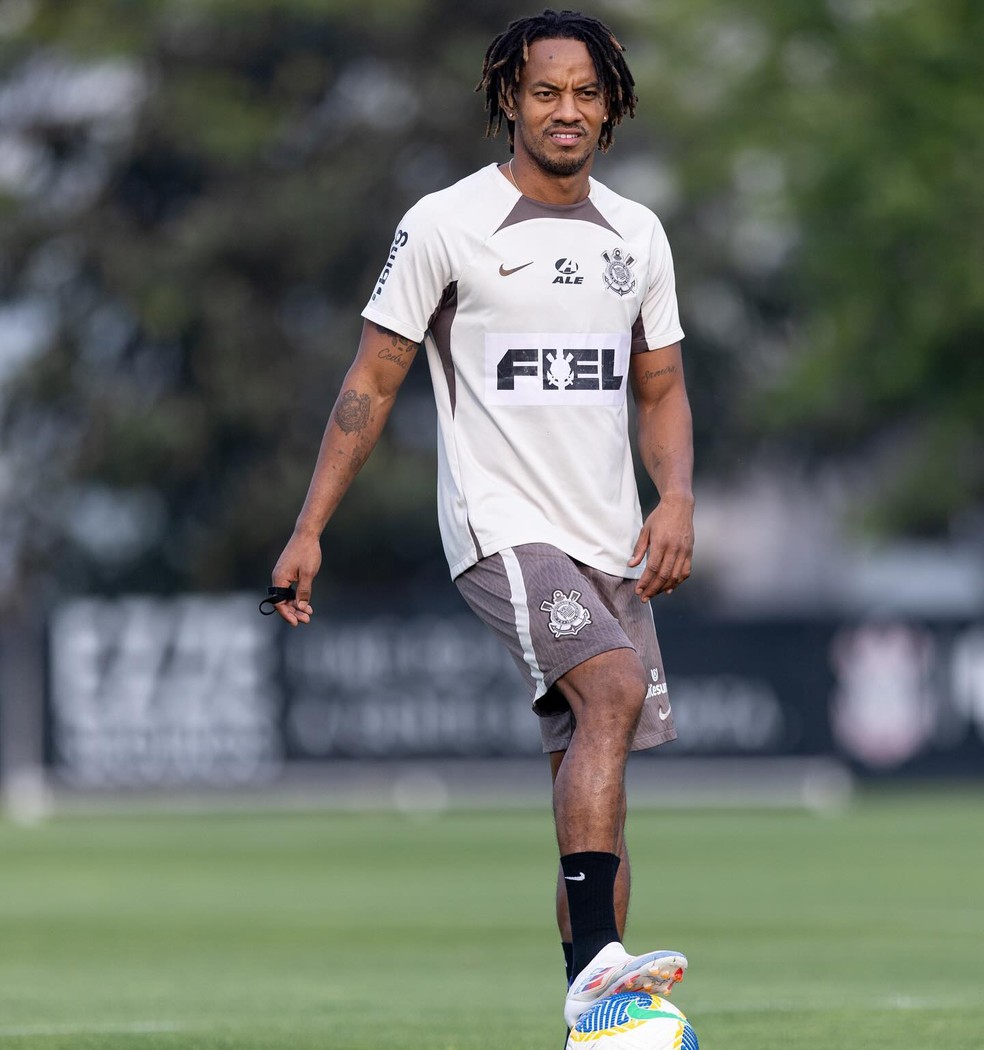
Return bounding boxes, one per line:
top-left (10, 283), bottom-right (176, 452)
top-left (562, 941), bottom-right (574, 986)
top-left (561, 851), bottom-right (620, 978)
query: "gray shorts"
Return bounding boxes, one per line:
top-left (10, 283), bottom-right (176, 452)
top-left (455, 543), bottom-right (676, 753)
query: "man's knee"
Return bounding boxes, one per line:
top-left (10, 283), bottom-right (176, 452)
top-left (557, 648), bottom-right (647, 733)
top-left (605, 658), bottom-right (647, 728)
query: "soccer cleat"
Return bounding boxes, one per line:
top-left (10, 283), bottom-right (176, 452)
top-left (563, 941), bottom-right (688, 1028)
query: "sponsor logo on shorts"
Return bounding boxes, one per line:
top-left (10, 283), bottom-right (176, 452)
top-left (540, 589), bottom-right (592, 638)
top-left (648, 666), bottom-right (670, 718)
top-left (647, 667), bottom-right (668, 700)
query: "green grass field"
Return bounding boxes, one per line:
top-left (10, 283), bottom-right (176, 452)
top-left (1, 788), bottom-right (982, 1049)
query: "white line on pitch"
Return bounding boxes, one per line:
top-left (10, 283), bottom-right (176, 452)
top-left (0, 1021), bottom-right (185, 1038)
top-left (684, 995), bottom-right (975, 1016)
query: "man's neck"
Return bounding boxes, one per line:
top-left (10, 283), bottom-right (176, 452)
top-left (505, 156), bottom-right (592, 205)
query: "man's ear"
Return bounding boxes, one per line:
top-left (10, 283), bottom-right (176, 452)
top-left (500, 91), bottom-right (516, 119)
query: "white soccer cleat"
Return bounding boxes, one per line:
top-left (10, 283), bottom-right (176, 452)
top-left (563, 941), bottom-right (688, 1029)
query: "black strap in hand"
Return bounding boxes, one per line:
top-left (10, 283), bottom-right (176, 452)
top-left (259, 584), bottom-right (297, 616)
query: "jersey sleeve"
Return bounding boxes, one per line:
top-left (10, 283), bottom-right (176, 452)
top-left (631, 218), bottom-right (685, 353)
top-left (361, 200), bottom-right (452, 344)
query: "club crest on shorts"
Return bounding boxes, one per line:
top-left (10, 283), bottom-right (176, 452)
top-left (541, 589), bottom-right (592, 638)
top-left (602, 248), bottom-right (636, 297)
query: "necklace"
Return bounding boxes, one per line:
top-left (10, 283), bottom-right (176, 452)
top-left (506, 159), bottom-right (521, 193)
top-left (505, 159), bottom-right (590, 204)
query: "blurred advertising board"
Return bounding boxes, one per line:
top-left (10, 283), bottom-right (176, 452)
top-left (47, 596), bottom-right (283, 787)
top-left (42, 596), bottom-right (984, 786)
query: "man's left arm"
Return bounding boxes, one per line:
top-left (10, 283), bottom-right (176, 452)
top-left (628, 342), bottom-right (695, 602)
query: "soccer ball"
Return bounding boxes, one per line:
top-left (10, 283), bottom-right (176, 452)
top-left (566, 992), bottom-right (698, 1049)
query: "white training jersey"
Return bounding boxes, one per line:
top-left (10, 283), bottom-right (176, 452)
top-left (362, 162), bottom-right (684, 580)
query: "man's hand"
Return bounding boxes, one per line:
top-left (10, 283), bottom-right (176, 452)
top-left (270, 530), bottom-right (321, 626)
top-left (627, 494), bottom-right (694, 602)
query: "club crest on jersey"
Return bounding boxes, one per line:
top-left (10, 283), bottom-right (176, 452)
top-left (602, 248), bottom-right (636, 297)
top-left (541, 589), bottom-right (592, 638)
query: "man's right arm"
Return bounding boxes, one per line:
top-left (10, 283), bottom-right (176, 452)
top-left (271, 319), bottom-right (419, 625)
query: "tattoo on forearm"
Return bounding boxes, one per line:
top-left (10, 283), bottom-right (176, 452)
top-left (377, 347), bottom-right (412, 370)
top-left (371, 323), bottom-right (418, 370)
top-left (642, 365), bottom-right (677, 384)
top-left (385, 327), bottom-right (417, 352)
top-left (334, 390), bottom-right (370, 433)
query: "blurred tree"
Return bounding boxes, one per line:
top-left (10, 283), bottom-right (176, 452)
top-left (0, 0), bottom-right (516, 597)
top-left (0, 0), bottom-right (980, 602)
top-left (755, 0), bottom-right (984, 537)
top-left (619, 0), bottom-right (984, 536)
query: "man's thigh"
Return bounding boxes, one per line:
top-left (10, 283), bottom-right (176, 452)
top-left (455, 543), bottom-right (676, 752)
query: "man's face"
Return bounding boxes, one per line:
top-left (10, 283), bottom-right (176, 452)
top-left (507, 37), bottom-right (607, 177)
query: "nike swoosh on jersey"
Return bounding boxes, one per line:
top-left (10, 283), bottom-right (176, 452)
top-left (658, 702), bottom-right (672, 721)
top-left (499, 261), bottom-right (533, 276)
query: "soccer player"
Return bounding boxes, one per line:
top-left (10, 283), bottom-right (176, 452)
top-left (270, 8), bottom-right (693, 1028)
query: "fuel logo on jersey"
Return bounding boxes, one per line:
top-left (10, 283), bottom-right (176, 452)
top-left (484, 332), bottom-right (630, 406)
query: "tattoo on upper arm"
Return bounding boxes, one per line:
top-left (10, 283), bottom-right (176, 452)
top-left (371, 322), bottom-right (419, 371)
top-left (334, 390), bottom-right (370, 433)
top-left (640, 365), bottom-right (678, 384)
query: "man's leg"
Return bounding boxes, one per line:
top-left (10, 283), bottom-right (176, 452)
top-left (453, 545), bottom-right (685, 1023)
top-left (553, 648), bottom-right (686, 1028)
top-left (551, 748), bottom-right (631, 985)
top-left (551, 649), bottom-right (642, 970)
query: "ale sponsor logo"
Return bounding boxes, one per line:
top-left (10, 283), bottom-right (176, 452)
top-left (553, 257), bottom-right (583, 285)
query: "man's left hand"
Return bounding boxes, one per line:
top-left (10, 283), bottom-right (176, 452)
top-left (628, 494), bottom-right (695, 602)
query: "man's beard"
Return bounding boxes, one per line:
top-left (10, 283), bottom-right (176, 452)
top-left (518, 127), bottom-right (593, 177)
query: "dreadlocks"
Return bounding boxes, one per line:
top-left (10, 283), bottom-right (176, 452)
top-left (476, 8), bottom-right (637, 154)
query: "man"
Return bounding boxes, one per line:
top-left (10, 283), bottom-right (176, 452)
top-left (271, 8), bottom-right (694, 1029)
